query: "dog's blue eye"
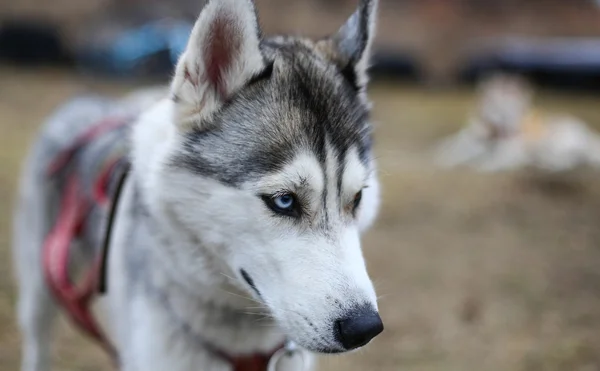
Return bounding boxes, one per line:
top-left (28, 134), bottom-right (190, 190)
top-left (274, 194), bottom-right (294, 210)
top-left (261, 193), bottom-right (299, 217)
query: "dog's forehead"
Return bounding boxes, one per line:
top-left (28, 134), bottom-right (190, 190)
top-left (245, 147), bottom-right (367, 193)
top-left (172, 37), bottom-right (373, 187)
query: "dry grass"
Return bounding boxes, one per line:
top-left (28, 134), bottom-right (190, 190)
top-left (1, 67), bottom-right (600, 370)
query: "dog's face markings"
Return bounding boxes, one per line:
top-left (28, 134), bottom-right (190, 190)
top-left (159, 0), bottom-right (382, 353)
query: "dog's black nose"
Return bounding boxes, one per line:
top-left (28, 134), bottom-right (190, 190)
top-left (334, 305), bottom-right (384, 350)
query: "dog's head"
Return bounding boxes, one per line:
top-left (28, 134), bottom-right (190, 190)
top-left (134, 0), bottom-right (382, 353)
top-left (476, 73), bottom-right (532, 136)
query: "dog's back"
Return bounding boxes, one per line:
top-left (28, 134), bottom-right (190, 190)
top-left (12, 89), bottom-right (163, 369)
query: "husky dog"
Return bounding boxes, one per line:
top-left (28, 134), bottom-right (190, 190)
top-left (435, 74), bottom-right (600, 172)
top-left (13, 0), bottom-right (383, 370)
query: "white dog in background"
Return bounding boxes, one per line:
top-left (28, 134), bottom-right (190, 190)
top-left (435, 74), bottom-right (600, 173)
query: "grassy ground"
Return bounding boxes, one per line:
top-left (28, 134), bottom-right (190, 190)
top-left (2, 67), bottom-right (600, 370)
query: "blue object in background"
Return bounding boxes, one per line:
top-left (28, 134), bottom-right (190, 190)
top-left (78, 20), bottom-right (192, 78)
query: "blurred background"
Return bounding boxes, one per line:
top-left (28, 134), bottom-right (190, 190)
top-left (1, 0), bottom-right (600, 370)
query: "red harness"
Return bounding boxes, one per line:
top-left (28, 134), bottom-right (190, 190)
top-left (43, 117), bottom-right (128, 356)
top-left (42, 117), bottom-right (282, 370)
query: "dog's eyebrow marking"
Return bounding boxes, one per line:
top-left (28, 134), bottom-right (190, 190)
top-left (298, 175), bottom-right (309, 187)
top-left (261, 152), bottom-right (323, 192)
top-left (339, 147), bottom-right (367, 198)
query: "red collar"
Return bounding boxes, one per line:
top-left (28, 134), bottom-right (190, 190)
top-left (221, 347), bottom-right (283, 371)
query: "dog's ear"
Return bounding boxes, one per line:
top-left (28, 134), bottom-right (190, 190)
top-left (317, 0), bottom-right (378, 91)
top-left (170, 0), bottom-right (265, 131)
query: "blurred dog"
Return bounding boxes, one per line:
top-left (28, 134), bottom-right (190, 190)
top-left (12, 1), bottom-right (383, 370)
top-left (435, 74), bottom-right (600, 172)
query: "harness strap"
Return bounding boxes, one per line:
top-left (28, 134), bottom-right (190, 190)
top-left (43, 115), bottom-right (131, 357)
top-left (47, 117), bottom-right (131, 177)
top-left (98, 159), bottom-right (130, 294)
top-left (42, 176), bottom-right (115, 356)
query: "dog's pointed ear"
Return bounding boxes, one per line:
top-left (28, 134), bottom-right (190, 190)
top-left (170, 0), bottom-right (265, 131)
top-left (317, 0), bottom-right (378, 90)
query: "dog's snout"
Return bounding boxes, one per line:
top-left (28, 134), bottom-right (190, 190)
top-left (334, 305), bottom-right (383, 350)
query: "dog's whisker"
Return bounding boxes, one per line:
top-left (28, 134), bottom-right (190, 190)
top-left (251, 316), bottom-right (276, 324)
top-left (220, 289), bottom-right (263, 305)
top-left (219, 271), bottom-right (238, 282)
top-left (241, 311), bottom-right (272, 317)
